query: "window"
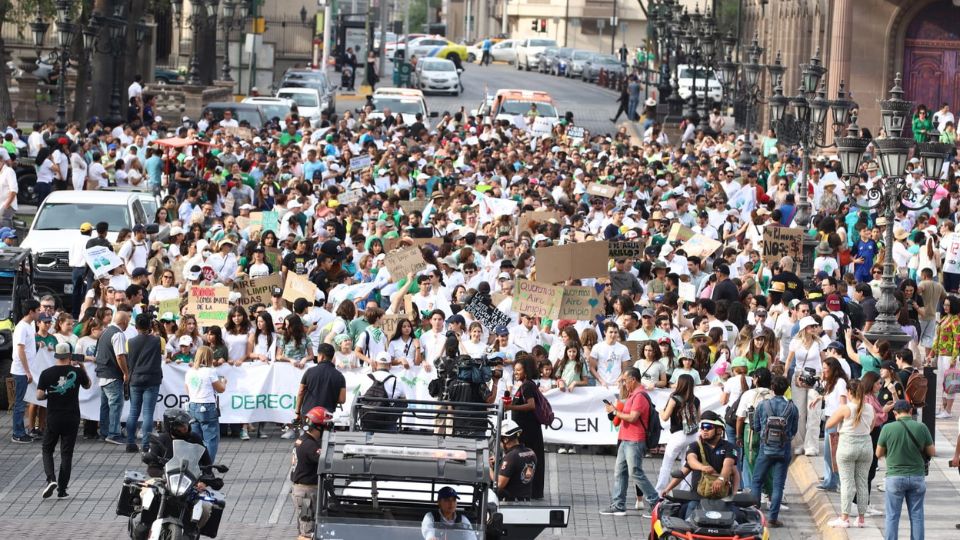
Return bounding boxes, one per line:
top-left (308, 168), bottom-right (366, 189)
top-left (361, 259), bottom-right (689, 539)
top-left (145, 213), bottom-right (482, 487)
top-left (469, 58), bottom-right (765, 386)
top-left (34, 203), bottom-right (130, 231)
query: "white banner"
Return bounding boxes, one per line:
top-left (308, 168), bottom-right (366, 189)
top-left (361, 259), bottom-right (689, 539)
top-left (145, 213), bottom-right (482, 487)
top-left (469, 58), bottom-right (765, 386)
top-left (25, 363), bottom-right (724, 445)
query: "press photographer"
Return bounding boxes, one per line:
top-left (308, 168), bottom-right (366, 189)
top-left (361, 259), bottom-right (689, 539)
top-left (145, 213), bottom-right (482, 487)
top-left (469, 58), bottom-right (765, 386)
top-left (428, 332), bottom-right (501, 436)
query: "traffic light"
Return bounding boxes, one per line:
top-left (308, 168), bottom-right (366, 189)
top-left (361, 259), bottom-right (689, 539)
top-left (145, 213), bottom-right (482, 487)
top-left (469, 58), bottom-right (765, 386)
top-left (531, 19), bottom-right (538, 32)
top-left (539, 19), bottom-right (547, 33)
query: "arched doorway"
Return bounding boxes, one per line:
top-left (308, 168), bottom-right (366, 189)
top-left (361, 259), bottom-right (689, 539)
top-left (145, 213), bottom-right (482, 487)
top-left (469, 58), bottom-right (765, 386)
top-left (902, 0), bottom-right (960, 113)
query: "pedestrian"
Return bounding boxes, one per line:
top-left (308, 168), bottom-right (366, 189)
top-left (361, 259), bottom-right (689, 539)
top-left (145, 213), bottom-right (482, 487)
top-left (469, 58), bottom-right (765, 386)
top-left (931, 294), bottom-right (960, 419)
top-left (826, 377), bottom-right (875, 528)
top-left (493, 419), bottom-right (537, 501)
top-left (357, 351), bottom-right (407, 432)
top-left (481, 37), bottom-right (492, 66)
top-left (876, 399), bottom-right (935, 540)
top-left (290, 406), bottom-right (332, 540)
top-left (627, 76), bottom-right (640, 121)
top-left (294, 343), bottom-right (346, 433)
top-left (784, 316), bottom-right (823, 456)
top-left (601, 367), bottom-right (659, 516)
top-left (125, 313), bottom-right (164, 453)
top-left (185, 345), bottom-right (226, 462)
top-left (504, 354), bottom-right (546, 500)
top-left (68, 223), bottom-right (93, 318)
top-left (610, 86), bottom-right (629, 123)
top-left (94, 310), bottom-right (130, 445)
top-left (0, 148), bottom-right (17, 229)
top-left (735, 367), bottom-right (774, 498)
top-left (814, 357), bottom-right (850, 492)
top-left (36, 342), bottom-right (91, 499)
top-left (655, 374), bottom-right (701, 493)
top-left (11, 299), bottom-right (40, 443)
top-left (750, 375), bottom-right (798, 528)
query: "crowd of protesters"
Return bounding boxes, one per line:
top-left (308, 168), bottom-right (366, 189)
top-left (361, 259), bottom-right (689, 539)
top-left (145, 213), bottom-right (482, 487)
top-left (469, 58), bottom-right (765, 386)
top-left (5, 88), bottom-right (960, 538)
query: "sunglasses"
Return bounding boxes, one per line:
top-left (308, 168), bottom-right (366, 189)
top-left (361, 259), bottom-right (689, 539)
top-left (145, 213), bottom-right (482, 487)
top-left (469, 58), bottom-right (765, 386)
top-left (700, 423), bottom-right (718, 431)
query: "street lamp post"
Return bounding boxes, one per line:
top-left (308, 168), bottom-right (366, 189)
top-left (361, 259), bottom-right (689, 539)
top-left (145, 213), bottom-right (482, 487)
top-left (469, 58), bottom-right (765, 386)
top-left (80, 6), bottom-right (147, 127)
top-left (219, 0), bottom-right (249, 82)
top-left (716, 33), bottom-right (764, 137)
top-left (29, 1), bottom-right (79, 137)
top-left (171, 0), bottom-right (215, 86)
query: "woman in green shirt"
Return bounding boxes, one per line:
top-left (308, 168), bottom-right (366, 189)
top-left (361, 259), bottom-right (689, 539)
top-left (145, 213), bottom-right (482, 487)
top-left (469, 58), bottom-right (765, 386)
top-left (843, 328), bottom-right (883, 376)
top-left (911, 106), bottom-right (934, 143)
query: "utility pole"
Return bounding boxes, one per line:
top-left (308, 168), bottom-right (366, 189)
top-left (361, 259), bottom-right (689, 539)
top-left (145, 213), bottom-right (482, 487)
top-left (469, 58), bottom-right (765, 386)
top-left (501, 0), bottom-right (508, 35)
top-left (610, 0), bottom-right (618, 54)
top-left (378, 0), bottom-right (388, 78)
top-left (320, 0), bottom-right (333, 71)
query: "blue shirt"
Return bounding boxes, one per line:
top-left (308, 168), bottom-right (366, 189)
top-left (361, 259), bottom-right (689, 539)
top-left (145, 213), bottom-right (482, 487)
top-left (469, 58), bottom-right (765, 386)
top-left (303, 159), bottom-right (325, 181)
top-left (853, 239), bottom-right (877, 282)
top-left (145, 155), bottom-right (163, 186)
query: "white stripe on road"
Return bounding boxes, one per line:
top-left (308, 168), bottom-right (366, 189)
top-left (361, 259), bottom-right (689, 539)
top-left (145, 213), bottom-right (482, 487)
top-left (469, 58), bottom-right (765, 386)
top-left (0, 453), bottom-right (41, 503)
top-left (548, 451), bottom-right (561, 535)
top-left (268, 475), bottom-right (293, 524)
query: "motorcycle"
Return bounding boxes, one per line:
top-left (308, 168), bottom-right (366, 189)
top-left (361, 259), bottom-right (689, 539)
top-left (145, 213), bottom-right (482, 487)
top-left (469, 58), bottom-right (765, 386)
top-left (649, 489), bottom-right (768, 540)
top-left (116, 439), bottom-right (228, 540)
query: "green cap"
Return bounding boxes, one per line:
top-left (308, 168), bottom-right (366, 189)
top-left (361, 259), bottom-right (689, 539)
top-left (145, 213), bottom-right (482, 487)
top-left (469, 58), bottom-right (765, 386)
top-left (731, 356), bottom-right (749, 369)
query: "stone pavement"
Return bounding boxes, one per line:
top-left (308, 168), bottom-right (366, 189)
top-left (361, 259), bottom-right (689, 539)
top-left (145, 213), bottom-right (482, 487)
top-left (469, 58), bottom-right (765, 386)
top-left (0, 410), bottom-right (820, 539)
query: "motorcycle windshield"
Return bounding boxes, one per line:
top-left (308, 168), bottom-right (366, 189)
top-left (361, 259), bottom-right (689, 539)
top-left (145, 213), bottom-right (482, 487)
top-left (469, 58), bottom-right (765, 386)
top-left (165, 439), bottom-right (206, 478)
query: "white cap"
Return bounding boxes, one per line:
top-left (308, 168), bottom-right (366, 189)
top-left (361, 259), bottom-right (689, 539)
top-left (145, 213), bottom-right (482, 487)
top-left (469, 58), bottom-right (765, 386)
top-left (375, 351), bottom-right (391, 364)
top-left (168, 226), bottom-right (185, 236)
top-left (287, 200), bottom-right (301, 210)
top-left (798, 316), bottom-right (819, 331)
top-left (229, 291), bottom-right (242, 303)
top-left (178, 335), bottom-right (194, 347)
top-left (154, 115), bottom-right (163, 123)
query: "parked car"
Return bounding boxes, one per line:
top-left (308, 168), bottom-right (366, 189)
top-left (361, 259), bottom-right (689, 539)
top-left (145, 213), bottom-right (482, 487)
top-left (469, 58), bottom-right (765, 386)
top-left (276, 69), bottom-right (336, 113)
top-left (200, 102), bottom-right (270, 129)
top-left (564, 50), bottom-right (594, 78)
top-left (549, 48), bottom-right (575, 76)
top-left (241, 96), bottom-right (295, 128)
top-left (275, 87), bottom-right (325, 127)
top-left (400, 36), bottom-right (467, 64)
top-left (515, 38), bottom-right (558, 71)
top-left (20, 191), bottom-right (153, 309)
top-left (154, 67), bottom-right (185, 85)
top-left (676, 63), bottom-right (723, 102)
top-left (489, 39), bottom-right (519, 63)
top-left (582, 54), bottom-right (625, 82)
top-left (368, 87), bottom-right (437, 127)
top-left (413, 58), bottom-right (462, 95)
top-left (386, 33), bottom-right (427, 59)
top-left (537, 47), bottom-right (567, 73)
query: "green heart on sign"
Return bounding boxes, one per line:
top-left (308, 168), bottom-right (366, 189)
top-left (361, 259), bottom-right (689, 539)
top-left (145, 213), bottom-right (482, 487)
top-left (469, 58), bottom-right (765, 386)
top-left (588, 298), bottom-right (599, 307)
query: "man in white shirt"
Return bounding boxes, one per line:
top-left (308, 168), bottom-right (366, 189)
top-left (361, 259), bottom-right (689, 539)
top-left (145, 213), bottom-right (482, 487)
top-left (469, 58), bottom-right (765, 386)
top-left (88, 156), bottom-right (108, 189)
top-left (27, 124), bottom-right (45, 157)
top-left (934, 103), bottom-right (955, 133)
top-left (10, 299), bottom-right (39, 443)
top-left (508, 314), bottom-right (545, 353)
top-left (205, 238), bottom-right (239, 284)
top-left (69, 223), bottom-right (94, 317)
top-left (0, 149), bottom-right (18, 228)
top-left (117, 224), bottom-right (149, 274)
top-left (589, 322), bottom-right (630, 387)
top-left (127, 75), bottom-right (143, 101)
top-left (219, 110), bottom-right (240, 129)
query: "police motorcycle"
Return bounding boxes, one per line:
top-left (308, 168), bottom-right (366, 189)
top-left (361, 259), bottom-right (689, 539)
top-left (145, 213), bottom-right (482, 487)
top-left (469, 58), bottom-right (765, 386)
top-left (116, 409), bottom-right (229, 539)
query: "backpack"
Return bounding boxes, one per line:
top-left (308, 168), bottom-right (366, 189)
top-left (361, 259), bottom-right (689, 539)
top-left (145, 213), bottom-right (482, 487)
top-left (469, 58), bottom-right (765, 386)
top-left (724, 395), bottom-right (743, 428)
top-left (760, 399), bottom-right (789, 448)
top-left (637, 391), bottom-right (662, 448)
top-left (904, 368), bottom-right (928, 408)
top-left (844, 301), bottom-right (866, 331)
top-left (359, 373), bottom-right (403, 430)
top-left (674, 395), bottom-right (699, 435)
top-left (531, 384), bottom-right (555, 426)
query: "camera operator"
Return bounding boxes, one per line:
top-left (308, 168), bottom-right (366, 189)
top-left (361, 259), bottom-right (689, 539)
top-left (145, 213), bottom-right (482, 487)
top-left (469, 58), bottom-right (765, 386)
top-left (430, 333), bottom-right (501, 437)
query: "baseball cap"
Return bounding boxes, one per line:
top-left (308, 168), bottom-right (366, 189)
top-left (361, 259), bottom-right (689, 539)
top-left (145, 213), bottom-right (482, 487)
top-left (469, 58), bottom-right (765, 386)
top-left (446, 314), bottom-right (466, 326)
top-left (178, 335), bottom-right (194, 347)
top-left (641, 308), bottom-right (655, 318)
top-left (186, 265), bottom-right (202, 281)
top-left (892, 399), bottom-right (912, 412)
top-left (0, 228), bottom-right (16, 240)
top-left (494, 326), bottom-right (509, 337)
top-left (131, 267), bottom-right (149, 278)
top-left (826, 294), bottom-right (842, 312)
top-left (699, 411), bottom-right (725, 428)
top-left (375, 351), bottom-right (391, 364)
top-left (37, 312), bottom-right (52, 322)
top-left (437, 486), bottom-right (460, 500)
top-left (80, 222), bottom-right (93, 233)
top-left (272, 286), bottom-right (283, 297)
top-left (54, 342), bottom-right (72, 359)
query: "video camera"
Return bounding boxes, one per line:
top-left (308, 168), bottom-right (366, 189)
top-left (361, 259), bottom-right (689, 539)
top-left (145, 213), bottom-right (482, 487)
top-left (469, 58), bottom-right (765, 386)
top-left (798, 367), bottom-right (824, 394)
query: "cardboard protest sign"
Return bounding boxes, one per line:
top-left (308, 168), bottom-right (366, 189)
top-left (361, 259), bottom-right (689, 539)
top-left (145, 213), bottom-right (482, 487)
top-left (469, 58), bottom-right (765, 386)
top-left (586, 183), bottom-right (619, 199)
top-left (261, 210), bottom-right (280, 234)
top-left (385, 236), bottom-right (441, 252)
top-left (234, 273), bottom-right (284, 307)
top-left (566, 126), bottom-right (586, 141)
top-left (535, 241), bottom-right (609, 284)
top-left (187, 285), bottom-right (230, 326)
top-left (84, 245), bottom-right (124, 277)
top-left (668, 223), bottom-right (695, 243)
top-left (157, 298), bottom-right (181, 319)
top-left (512, 279), bottom-right (563, 319)
top-left (374, 313), bottom-right (412, 337)
top-left (383, 246), bottom-right (427, 282)
top-left (678, 282), bottom-right (696, 303)
top-left (679, 234), bottom-right (722, 259)
top-left (518, 210), bottom-right (561, 236)
top-left (350, 154), bottom-right (372, 172)
top-left (608, 241), bottom-right (644, 259)
top-left (282, 272), bottom-right (319, 304)
top-left (236, 216), bottom-right (251, 231)
top-left (171, 259), bottom-right (187, 284)
top-left (399, 200), bottom-right (428, 215)
top-left (763, 227), bottom-right (804, 265)
top-left (464, 294), bottom-right (512, 332)
top-left (557, 286), bottom-right (603, 320)
top-left (222, 126), bottom-right (253, 139)
top-left (222, 195), bottom-right (235, 216)
top-left (338, 189), bottom-right (363, 205)
top-left (625, 341), bottom-right (645, 362)
top-left (265, 247), bottom-right (282, 270)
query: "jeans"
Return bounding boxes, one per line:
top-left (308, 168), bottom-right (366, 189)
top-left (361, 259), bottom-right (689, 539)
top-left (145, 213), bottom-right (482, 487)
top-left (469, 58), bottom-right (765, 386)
top-left (70, 267), bottom-right (88, 318)
top-left (42, 414), bottom-right (80, 492)
top-left (35, 181), bottom-right (52, 203)
top-left (189, 402), bottom-right (220, 462)
top-left (822, 426), bottom-right (839, 489)
top-left (126, 385), bottom-right (160, 447)
top-left (627, 97), bottom-right (639, 121)
top-left (610, 440), bottom-right (659, 510)
top-left (12, 374), bottom-right (28, 438)
top-left (884, 476), bottom-right (926, 540)
top-left (98, 380), bottom-right (124, 439)
top-left (752, 445), bottom-right (791, 520)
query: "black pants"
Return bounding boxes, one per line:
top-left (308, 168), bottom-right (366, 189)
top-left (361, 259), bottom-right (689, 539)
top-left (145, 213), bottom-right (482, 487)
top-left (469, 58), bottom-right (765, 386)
top-left (43, 414), bottom-right (80, 491)
top-left (612, 102), bottom-right (628, 122)
top-left (481, 51), bottom-right (491, 65)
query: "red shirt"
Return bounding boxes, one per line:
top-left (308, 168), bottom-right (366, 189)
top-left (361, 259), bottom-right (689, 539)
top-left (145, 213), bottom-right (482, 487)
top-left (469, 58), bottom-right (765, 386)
top-left (618, 386), bottom-right (650, 442)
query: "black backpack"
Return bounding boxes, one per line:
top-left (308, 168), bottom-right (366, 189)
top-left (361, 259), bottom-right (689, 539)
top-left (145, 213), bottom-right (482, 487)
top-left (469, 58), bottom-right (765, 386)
top-left (359, 373), bottom-right (404, 431)
top-left (845, 301), bottom-right (866, 331)
top-left (637, 392), bottom-right (662, 448)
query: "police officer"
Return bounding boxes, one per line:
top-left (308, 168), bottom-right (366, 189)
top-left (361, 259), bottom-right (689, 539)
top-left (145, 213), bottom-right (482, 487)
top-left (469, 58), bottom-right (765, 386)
top-left (492, 419), bottom-right (538, 501)
top-left (291, 406), bottom-right (332, 540)
top-left (142, 408), bottom-right (212, 478)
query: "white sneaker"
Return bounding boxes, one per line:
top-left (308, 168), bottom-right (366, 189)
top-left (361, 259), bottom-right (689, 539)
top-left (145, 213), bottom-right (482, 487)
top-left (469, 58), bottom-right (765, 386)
top-left (567, 447), bottom-right (577, 454)
top-left (828, 517), bottom-right (851, 528)
top-left (761, 494), bottom-right (771, 508)
top-left (865, 505), bottom-right (883, 517)
top-left (794, 447), bottom-right (805, 456)
top-left (280, 428), bottom-right (296, 440)
top-left (558, 447), bottom-right (567, 454)
top-left (635, 499), bottom-right (642, 510)
top-left (936, 411), bottom-right (952, 419)
top-left (779, 502), bottom-right (790, 511)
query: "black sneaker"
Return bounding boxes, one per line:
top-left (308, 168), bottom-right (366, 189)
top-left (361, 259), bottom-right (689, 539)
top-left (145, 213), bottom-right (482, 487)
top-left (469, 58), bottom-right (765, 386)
top-left (125, 444), bottom-right (139, 453)
top-left (11, 435), bottom-right (32, 444)
top-left (30, 428), bottom-right (43, 439)
top-left (56, 491), bottom-right (70, 499)
top-left (42, 482), bottom-right (58, 499)
top-left (104, 436), bottom-right (124, 446)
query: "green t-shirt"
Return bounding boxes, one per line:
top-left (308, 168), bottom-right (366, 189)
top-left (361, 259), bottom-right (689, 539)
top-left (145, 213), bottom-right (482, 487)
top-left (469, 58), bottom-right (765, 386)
top-left (877, 418), bottom-right (933, 477)
top-left (859, 353), bottom-right (881, 375)
top-left (173, 352), bottom-right (193, 364)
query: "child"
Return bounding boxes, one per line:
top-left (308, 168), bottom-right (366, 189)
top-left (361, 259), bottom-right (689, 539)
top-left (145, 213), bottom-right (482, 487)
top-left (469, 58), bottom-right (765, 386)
top-left (536, 361), bottom-right (561, 394)
top-left (669, 355), bottom-right (703, 386)
top-left (171, 335), bottom-right (195, 364)
top-left (333, 334), bottom-right (361, 372)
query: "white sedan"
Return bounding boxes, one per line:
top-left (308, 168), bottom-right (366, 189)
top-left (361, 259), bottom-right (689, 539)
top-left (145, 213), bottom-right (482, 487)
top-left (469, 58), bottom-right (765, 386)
top-left (413, 58), bottom-right (463, 95)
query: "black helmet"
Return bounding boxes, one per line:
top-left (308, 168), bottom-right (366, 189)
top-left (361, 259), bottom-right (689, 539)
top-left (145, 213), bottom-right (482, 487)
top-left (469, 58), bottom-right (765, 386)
top-left (162, 408), bottom-right (192, 436)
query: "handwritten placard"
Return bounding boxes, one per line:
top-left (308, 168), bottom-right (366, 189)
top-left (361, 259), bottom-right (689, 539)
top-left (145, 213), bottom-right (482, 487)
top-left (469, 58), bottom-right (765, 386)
top-left (586, 183), bottom-right (619, 199)
top-left (374, 313), bottom-right (412, 336)
top-left (157, 298), bottom-right (182, 319)
top-left (557, 286), bottom-right (603, 320)
top-left (84, 245), bottom-right (123, 277)
top-left (668, 223), bottom-right (695, 243)
top-left (567, 126), bottom-right (586, 141)
top-left (535, 241), bottom-right (610, 284)
top-left (464, 294), bottom-right (512, 331)
top-left (608, 241), bottom-right (644, 259)
top-left (399, 199), bottom-right (428, 215)
top-left (678, 282), bottom-right (696, 303)
top-left (512, 278), bottom-right (563, 320)
top-left (282, 272), bottom-right (319, 304)
top-left (678, 234), bottom-right (723, 259)
top-left (261, 210), bottom-right (280, 234)
top-left (234, 273), bottom-right (284, 307)
top-left (762, 227), bottom-right (804, 265)
top-left (350, 154), bottom-right (372, 172)
top-left (383, 246), bottom-right (427, 281)
top-left (518, 210), bottom-right (562, 237)
top-left (187, 285), bottom-right (230, 326)
top-left (338, 189), bottom-right (363, 205)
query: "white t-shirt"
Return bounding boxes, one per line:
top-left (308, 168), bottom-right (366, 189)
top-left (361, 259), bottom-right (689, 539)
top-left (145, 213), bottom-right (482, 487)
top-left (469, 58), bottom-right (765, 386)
top-left (37, 157), bottom-right (57, 184)
top-left (722, 375), bottom-right (753, 405)
top-left (186, 366), bottom-right (219, 403)
top-left (0, 164), bottom-right (18, 211)
top-left (824, 378), bottom-right (848, 417)
top-left (11, 319), bottom-right (37, 376)
top-left (149, 285), bottom-right (181, 303)
top-left (266, 307), bottom-right (292, 331)
top-left (789, 338), bottom-right (823, 376)
top-left (223, 331), bottom-right (250, 362)
top-left (590, 341), bottom-right (630, 386)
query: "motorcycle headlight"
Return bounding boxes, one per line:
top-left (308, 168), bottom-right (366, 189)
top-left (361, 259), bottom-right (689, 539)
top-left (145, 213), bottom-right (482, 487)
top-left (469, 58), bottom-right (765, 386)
top-left (167, 474), bottom-right (193, 497)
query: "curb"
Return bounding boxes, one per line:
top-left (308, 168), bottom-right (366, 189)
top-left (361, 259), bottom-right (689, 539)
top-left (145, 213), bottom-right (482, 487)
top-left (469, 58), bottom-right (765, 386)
top-left (787, 455), bottom-right (848, 540)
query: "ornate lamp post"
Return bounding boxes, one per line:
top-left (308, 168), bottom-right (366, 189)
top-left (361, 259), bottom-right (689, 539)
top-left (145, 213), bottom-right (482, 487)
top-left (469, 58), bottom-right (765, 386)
top-left (716, 33), bottom-right (765, 136)
top-left (219, 0), bottom-right (248, 82)
top-left (171, 0), bottom-right (217, 86)
top-left (84, 5), bottom-right (142, 127)
top-left (29, 1), bottom-right (83, 137)
top-left (766, 49), bottom-right (853, 276)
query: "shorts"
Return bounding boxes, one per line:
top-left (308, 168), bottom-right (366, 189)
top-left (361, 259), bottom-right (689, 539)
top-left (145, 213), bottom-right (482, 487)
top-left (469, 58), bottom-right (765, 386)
top-left (919, 320), bottom-right (937, 348)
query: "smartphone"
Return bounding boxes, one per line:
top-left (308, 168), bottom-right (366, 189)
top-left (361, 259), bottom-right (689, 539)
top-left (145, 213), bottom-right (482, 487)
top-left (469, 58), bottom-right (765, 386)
top-left (602, 399), bottom-right (612, 405)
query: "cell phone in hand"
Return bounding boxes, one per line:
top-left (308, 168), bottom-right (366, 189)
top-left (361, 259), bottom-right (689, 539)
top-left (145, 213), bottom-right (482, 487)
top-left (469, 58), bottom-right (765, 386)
top-left (602, 399), bottom-right (612, 405)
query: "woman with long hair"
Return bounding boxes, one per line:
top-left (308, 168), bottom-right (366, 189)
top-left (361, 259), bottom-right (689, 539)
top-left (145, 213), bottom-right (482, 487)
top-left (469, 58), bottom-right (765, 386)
top-left (721, 357), bottom-right (752, 443)
top-left (931, 295), bottom-right (960, 418)
top-left (168, 314), bottom-right (201, 359)
top-left (655, 373), bottom-right (701, 493)
top-left (634, 339), bottom-right (666, 389)
top-left (186, 346), bottom-right (226, 461)
top-left (276, 314), bottom-right (314, 369)
top-left (859, 371), bottom-right (888, 518)
top-left (657, 337), bottom-right (678, 376)
top-left (825, 378), bottom-right (875, 528)
top-left (811, 357), bottom-right (849, 492)
top-left (249, 311), bottom-right (277, 362)
top-left (784, 316), bottom-right (825, 456)
top-left (744, 327), bottom-right (772, 374)
top-left (504, 354), bottom-right (546, 500)
top-left (387, 318), bottom-right (420, 373)
top-left (461, 322), bottom-right (488, 358)
top-left (224, 307), bottom-right (252, 366)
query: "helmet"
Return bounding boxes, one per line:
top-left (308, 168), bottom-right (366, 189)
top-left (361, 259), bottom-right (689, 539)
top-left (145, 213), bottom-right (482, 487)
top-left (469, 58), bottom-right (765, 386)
top-left (304, 406), bottom-right (333, 430)
top-left (162, 408), bottom-right (192, 436)
top-left (501, 419), bottom-right (522, 438)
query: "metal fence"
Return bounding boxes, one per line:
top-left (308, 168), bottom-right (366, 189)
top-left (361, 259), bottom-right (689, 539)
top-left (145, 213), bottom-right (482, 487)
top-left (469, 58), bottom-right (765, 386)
top-left (261, 16), bottom-right (314, 58)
